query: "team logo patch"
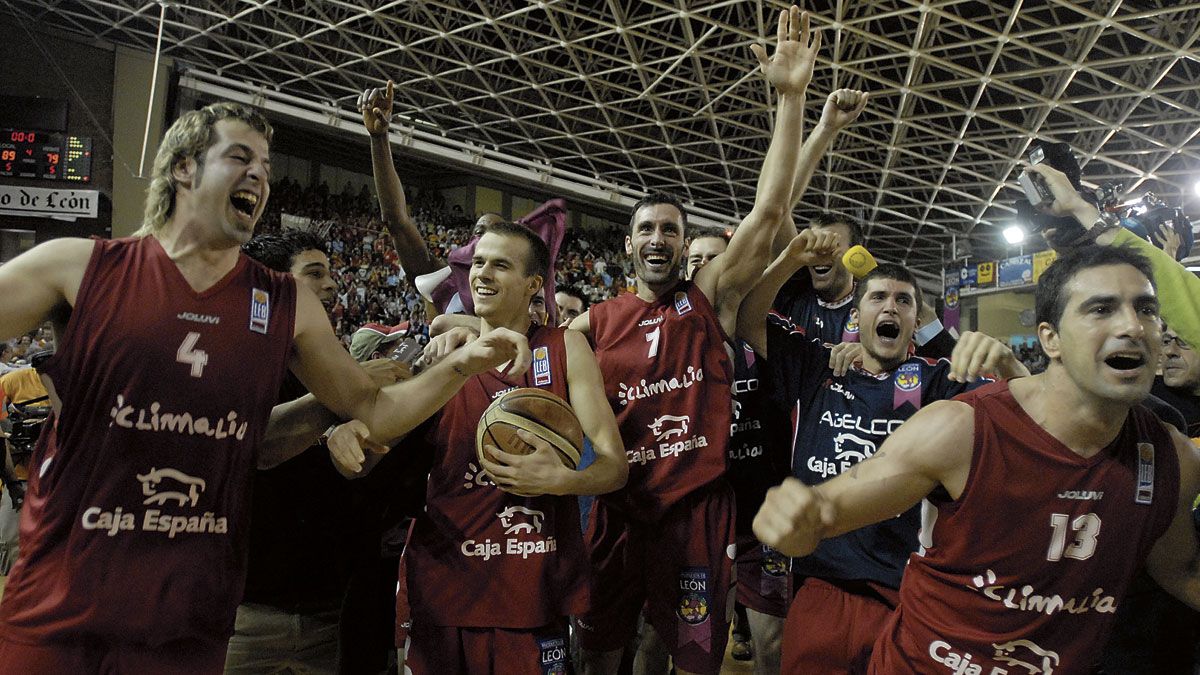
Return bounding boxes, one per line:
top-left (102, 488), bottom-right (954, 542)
top-left (249, 288), bottom-right (270, 334)
top-left (532, 346), bottom-right (552, 386)
top-left (537, 636), bottom-right (568, 674)
top-left (945, 288), bottom-right (960, 309)
top-left (843, 316), bottom-right (860, 334)
top-left (761, 546), bottom-right (788, 577)
top-left (674, 291), bottom-right (692, 316)
top-left (677, 567), bottom-right (711, 625)
top-left (895, 363), bottom-right (921, 391)
top-left (1135, 442), bottom-right (1155, 505)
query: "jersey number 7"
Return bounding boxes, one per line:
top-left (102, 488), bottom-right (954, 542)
top-left (645, 326), bottom-right (661, 359)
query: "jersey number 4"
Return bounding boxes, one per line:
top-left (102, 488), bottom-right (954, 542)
top-left (1046, 512), bottom-right (1101, 562)
top-left (176, 332), bottom-right (209, 378)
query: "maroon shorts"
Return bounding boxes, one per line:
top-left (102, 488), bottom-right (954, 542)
top-left (734, 535), bottom-right (792, 617)
top-left (781, 578), bottom-right (897, 675)
top-left (575, 481), bottom-right (735, 674)
top-left (0, 634), bottom-right (227, 674)
top-left (406, 621), bottom-right (570, 675)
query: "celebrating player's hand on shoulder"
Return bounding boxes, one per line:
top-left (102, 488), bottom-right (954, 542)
top-left (750, 5), bottom-right (822, 96)
top-left (358, 80), bottom-right (394, 138)
top-left (829, 341), bottom-right (863, 377)
top-left (455, 326), bottom-right (532, 378)
top-left (753, 477), bottom-right (837, 557)
top-left (819, 89), bottom-right (869, 131)
top-left (419, 325), bottom-right (479, 369)
top-left (784, 228), bottom-right (841, 268)
top-left (479, 429), bottom-right (571, 497)
top-left (360, 357), bottom-right (409, 385)
top-left (948, 331), bottom-right (1030, 383)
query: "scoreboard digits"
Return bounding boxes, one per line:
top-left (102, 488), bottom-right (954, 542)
top-left (0, 129), bottom-right (92, 182)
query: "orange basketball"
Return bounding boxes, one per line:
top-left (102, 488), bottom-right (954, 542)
top-left (476, 388), bottom-right (584, 494)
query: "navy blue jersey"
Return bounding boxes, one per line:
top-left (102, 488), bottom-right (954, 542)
top-left (726, 341), bottom-right (789, 535)
top-left (772, 274), bottom-right (858, 345)
top-left (763, 318), bottom-right (985, 589)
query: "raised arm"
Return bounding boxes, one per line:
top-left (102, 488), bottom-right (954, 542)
top-left (1028, 162), bottom-right (1200, 349)
top-left (0, 237), bottom-right (94, 340)
top-left (359, 80), bottom-right (441, 279)
top-left (1145, 431), bottom-right (1200, 611)
top-left (753, 399), bottom-right (974, 557)
top-left (695, 6), bottom-right (820, 318)
top-left (736, 229), bottom-right (839, 357)
top-left (480, 330), bottom-right (628, 497)
top-left (773, 89), bottom-right (869, 255)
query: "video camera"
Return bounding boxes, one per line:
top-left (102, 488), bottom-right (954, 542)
top-left (1014, 141), bottom-right (1092, 245)
top-left (1093, 187), bottom-right (1194, 260)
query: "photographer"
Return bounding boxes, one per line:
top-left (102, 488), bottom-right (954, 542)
top-left (0, 354), bottom-right (52, 575)
top-left (1027, 162), bottom-right (1200, 348)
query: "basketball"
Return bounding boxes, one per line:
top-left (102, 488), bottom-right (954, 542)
top-left (476, 388), bottom-right (585, 493)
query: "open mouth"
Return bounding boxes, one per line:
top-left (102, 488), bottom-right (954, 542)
top-left (1104, 353), bottom-right (1146, 371)
top-left (644, 251), bottom-right (671, 268)
top-left (230, 190), bottom-right (259, 218)
top-left (812, 265), bottom-right (832, 275)
top-left (876, 321), bottom-right (901, 340)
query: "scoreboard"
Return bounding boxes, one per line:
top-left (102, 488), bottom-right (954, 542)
top-left (0, 129), bottom-right (92, 183)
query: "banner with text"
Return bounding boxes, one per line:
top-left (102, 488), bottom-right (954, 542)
top-left (0, 185), bottom-right (99, 220)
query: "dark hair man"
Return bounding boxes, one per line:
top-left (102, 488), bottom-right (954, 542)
top-left (754, 245), bottom-right (1200, 674)
top-left (740, 231), bottom-right (1027, 673)
top-left (0, 102), bottom-right (526, 672)
top-left (227, 229), bottom-right (406, 674)
top-left (554, 286), bottom-right (588, 327)
top-left (570, 8), bottom-right (822, 673)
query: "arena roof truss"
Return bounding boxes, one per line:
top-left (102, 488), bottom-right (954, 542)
top-left (5, 0), bottom-right (1200, 279)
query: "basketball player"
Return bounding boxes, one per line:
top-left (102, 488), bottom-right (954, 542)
top-left (0, 102), bottom-right (528, 673)
top-left (739, 231), bottom-right (1027, 673)
top-left (570, 8), bottom-right (821, 673)
top-left (383, 221), bottom-right (626, 674)
top-left (754, 245), bottom-right (1200, 674)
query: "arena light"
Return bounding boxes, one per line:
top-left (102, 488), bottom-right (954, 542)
top-left (1003, 225), bottom-right (1026, 245)
top-left (1194, 179), bottom-right (1200, 197)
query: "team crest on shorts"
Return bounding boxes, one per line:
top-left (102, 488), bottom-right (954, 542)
top-left (761, 546), bottom-right (789, 577)
top-left (537, 636), bottom-right (568, 674)
top-left (895, 363), bottom-right (921, 391)
top-left (677, 567), bottom-right (711, 625)
top-left (532, 346), bottom-right (552, 386)
top-left (249, 288), bottom-right (270, 334)
top-left (674, 291), bottom-right (693, 316)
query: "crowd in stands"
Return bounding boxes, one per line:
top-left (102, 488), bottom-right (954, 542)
top-left (257, 178), bottom-right (633, 340)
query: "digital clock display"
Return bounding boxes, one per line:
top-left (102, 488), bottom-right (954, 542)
top-left (0, 129), bottom-right (91, 183)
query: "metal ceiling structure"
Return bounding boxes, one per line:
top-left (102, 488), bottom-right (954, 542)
top-left (5, 0), bottom-right (1200, 278)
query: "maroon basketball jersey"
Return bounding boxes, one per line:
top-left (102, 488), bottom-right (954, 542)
top-left (0, 237), bottom-right (296, 646)
top-left (872, 381), bottom-right (1179, 675)
top-left (590, 281), bottom-right (733, 521)
top-left (406, 325), bottom-right (589, 628)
